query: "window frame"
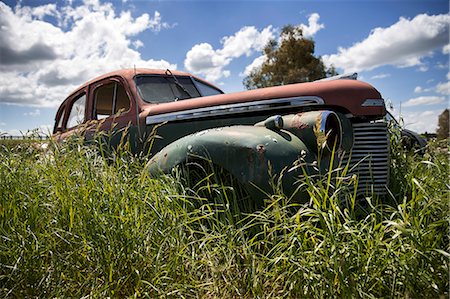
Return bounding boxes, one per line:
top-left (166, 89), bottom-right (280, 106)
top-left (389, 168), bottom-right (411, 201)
top-left (66, 92), bottom-right (87, 129)
top-left (134, 75), bottom-right (203, 104)
top-left (53, 104), bottom-right (66, 134)
top-left (92, 77), bottom-right (132, 120)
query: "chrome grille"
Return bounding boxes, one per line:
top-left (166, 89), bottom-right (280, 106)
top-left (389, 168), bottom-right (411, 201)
top-left (341, 122), bottom-right (389, 195)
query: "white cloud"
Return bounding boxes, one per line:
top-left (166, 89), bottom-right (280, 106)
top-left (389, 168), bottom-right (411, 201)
top-left (133, 39), bottom-right (144, 49)
top-left (184, 26), bottom-right (275, 82)
top-left (418, 65), bottom-right (429, 72)
top-left (434, 72), bottom-right (450, 95)
top-left (0, 122), bottom-right (6, 126)
top-left (436, 62), bottom-right (449, 69)
top-left (414, 85), bottom-right (434, 93)
top-left (0, 129), bottom-right (22, 136)
top-left (241, 54), bottom-right (267, 77)
top-left (0, 1), bottom-right (176, 107)
top-left (24, 109), bottom-right (41, 117)
top-left (38, 124), bottom-right (53, 135)
top-left (219, 26), bottom-right (274, 58)
top-left (239, 12), bottom-right (324, 79)
top-left (371, 73), bottom-right (390, 79)
top-left (443, 44), bottom-right (450, 54)
top-left (184, 43), bottom-right (231, 82)
top-left (403, 96), bottom-right (446, 107)
top-left (436, 81), bottom-right (450, 95)
top-left (323, 14), bottom-right (450, 73)
top-left (30, 3), bottom-right (59, 20)
top-left (401, 109), bottom-right (442, 133)
top-left (299, 13), bottom-right (324, 37)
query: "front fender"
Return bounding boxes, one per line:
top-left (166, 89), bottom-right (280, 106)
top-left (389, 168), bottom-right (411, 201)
top-left (147, 125), bottom-right (328, 198)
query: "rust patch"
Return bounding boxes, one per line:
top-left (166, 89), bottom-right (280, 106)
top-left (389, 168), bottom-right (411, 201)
top-left (256, 144), bottom-right (265, 154)
top-left (291, 114), bottom-right (309, 130)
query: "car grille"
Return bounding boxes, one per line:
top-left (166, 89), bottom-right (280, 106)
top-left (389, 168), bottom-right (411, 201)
top-left (341, 121), bottom-right (390, 196)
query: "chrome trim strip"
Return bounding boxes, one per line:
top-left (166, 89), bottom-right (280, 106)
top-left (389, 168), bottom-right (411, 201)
top-left (146, 96), bottom-right (324, 125)
top-left (361, 99), bottom-right (385, 107)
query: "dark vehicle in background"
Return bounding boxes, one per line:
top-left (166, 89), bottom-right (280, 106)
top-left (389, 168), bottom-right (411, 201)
top-left (54, 68), bottom-right (394, 200)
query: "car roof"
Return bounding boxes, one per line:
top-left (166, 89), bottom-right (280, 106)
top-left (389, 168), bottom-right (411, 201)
top-left (62, 68), bottom-right (223, 102)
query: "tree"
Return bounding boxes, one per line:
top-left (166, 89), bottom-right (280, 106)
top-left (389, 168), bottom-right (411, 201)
top-left (436, 108), bottom-right (449, 140)
top-left (243, 25), bottom-right (337, 89)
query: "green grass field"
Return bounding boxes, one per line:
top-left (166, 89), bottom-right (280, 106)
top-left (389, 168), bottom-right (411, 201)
top-left (0, 133), bottom-right (448, 298)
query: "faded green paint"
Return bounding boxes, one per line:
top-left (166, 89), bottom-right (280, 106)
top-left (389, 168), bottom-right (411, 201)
top-left (143, 114), bottom-right (269, 154)
top-left (146, 112), bottom-right (346, 200)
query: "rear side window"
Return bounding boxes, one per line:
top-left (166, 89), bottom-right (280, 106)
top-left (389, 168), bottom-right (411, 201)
top-left (57, 109), bottom-right (65, 128)
top-left (53, 106), bottom-right (66, 133)
top-left (93, 82), bottom-right (130, 119)
top-left (67, 94), bottom-right (86, 128)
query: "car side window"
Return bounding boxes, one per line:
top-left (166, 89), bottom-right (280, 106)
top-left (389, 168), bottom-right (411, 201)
top-left (194, 79), bottom-right (223, 96)
top-left (93, 81), bottom-right (130, 119)
top-left (115, 83), bottom-right (130, 114)
top-left (53, 105), bottom-right (66, 133)
top-left (67, 94), bottom-right (86, 129)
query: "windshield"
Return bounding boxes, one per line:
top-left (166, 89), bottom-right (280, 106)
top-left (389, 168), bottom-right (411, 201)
top-left (135, 75), bottom-right (201, 103)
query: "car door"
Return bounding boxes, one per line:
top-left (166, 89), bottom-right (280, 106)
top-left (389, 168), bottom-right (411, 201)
top-left (55, 87), bottom-right (88, 140)
top-left (87, 76), bottom-right (139, 152)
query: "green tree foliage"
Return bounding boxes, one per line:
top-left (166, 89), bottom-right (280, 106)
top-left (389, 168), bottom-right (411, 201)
top-left (436, 108), bottom-right (449, 140)
top-left (243, 25), bottom-right (337, 89)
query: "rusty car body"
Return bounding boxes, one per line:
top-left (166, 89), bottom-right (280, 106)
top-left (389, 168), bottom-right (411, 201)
top-left (53, 68), bottom-right (390, 200)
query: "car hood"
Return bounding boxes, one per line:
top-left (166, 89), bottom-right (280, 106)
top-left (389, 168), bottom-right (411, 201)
top-left (140, 79), bottom-right (385, 119)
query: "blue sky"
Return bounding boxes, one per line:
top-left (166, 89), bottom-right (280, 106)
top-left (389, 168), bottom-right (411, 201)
top-left (0, 0), bottom-right (448, 135)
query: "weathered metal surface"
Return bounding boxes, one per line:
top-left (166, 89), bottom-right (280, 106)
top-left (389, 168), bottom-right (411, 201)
top-left (341, 122), bottom-right (390, 195)
top-left (52, 68), bottom-right (391, 200)
top-left (272, 111), bottom-right (354, 155)
top-left (146, 124), bottom-right (333, 200)
top-left (140, 79), bottom-right (385, 119)
top-left (58, 69), bottom-right (385, 131)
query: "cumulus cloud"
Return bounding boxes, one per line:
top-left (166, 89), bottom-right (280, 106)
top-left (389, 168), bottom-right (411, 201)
top-left (323, 14), bottom-right (450, 73)
top-left (240, 13), bottom-right (324, 77)
top-left (401, 109), bottom-right (443, 133)
top-left (414, 86), bottom-right (423, 93)
top-left (436, 81), bottom-right (450, 95)
top-left (0, 1), bottom-right (176, 107)
top-left (241, 54), bottom-right (267, 77)
top-left (299, 13), bottom-right (324, 37)
top-left (184, 26), bottom-right (275, 82)
top-left (184, 43), bottom-right (231, 82)
top-left (403, 96), bottom-right (446, 107)
top-left (413, 85), bottom-right (434, 93)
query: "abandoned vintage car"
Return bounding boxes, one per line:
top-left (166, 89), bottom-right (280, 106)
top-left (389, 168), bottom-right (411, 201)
top-left (53, 68), bottom-right (390, 200)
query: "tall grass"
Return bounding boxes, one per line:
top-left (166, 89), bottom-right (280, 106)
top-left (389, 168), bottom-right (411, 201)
top-left (0, 134), bottom-right (448, 297)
